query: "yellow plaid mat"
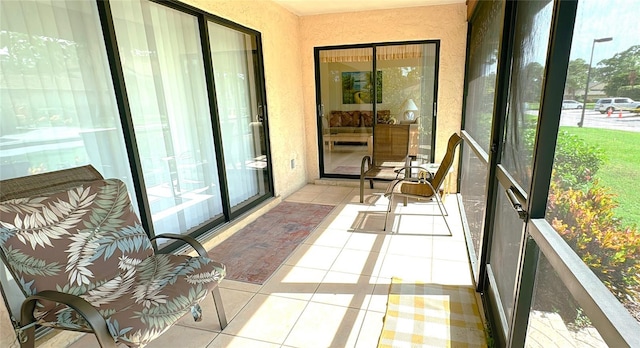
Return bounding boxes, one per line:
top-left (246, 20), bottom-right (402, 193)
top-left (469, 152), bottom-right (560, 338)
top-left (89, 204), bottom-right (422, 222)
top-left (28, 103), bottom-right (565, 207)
top-left (378, 278), bottom-right (487, 348)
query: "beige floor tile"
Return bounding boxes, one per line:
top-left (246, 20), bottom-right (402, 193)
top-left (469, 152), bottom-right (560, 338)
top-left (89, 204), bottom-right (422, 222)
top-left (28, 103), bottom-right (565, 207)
top-left (259, 264), bottom-right (326, 301)
top-left (38, 330), bottom-right (84, 348)
top-left (207, 333), bottom-right (280, 348)
top-left (330, 248), bottom-right (383, 276)
top-left (317, 213), bottom-right (363, 231)
top-left (220, 279), bottom-right (262, 293)
top-left (360, 191), bottom-right (388, 206)
top-left (285, 191), bottom-right (318, 203)
top-left (283, 302), bottom-right (365, 348)
top-left (334, 203), bottom-right (368, 216)
top-left (431, 238), bottom-right (470, 262)
top-left (313, 194), bottom-right (350, 204)
top-left (430, 259), bottom-right (474, 286)
top-left (355, 310), bottom-right (386, 347)
top-left (222, 294), bottom-right (307, 344)
top-left (322, 185), bottom-right (355, 195)
top-left (385, 234), bottom-right (434, 257)
top-left (343, 230), bottom-right (390, 253)
top-left (66, 322), bottom-right (219, 348)
top-left (144, 325), bottom-right (218, 348)
top-left (341, 191), bottom-right (364, 204)
top-left (177, 287), bottom-right (255, 331)
top-left (1, 325), bottom-right (17, 348)
top-left (348, 210), bottom-right (388, 232)
top-left (367, 277), bottom-right (392, 313)
top-left (342, 187), bottom-right (367, 204)
top-left (284, 244), bottom-right (341, 270)
top-left (303, 226), bottom-right (352, 248)
top-left (311, 271), bottom-right (376, 309)
top-left (388, 214), bottom-right (452, 236)
top-left (66, 334), bottom-right (100, 348)
top-left (295, 184), bottom-right (328, 194)
top-left (376, 253), bottom-right (432, 280)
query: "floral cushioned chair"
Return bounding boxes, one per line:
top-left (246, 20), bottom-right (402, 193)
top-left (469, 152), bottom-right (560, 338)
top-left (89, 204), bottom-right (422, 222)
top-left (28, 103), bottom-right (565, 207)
top-left (0, 166), bottom-right (227, 348)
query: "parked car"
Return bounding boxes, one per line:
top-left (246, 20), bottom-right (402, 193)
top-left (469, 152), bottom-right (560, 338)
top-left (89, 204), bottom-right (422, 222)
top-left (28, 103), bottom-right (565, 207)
top-left (562, 100), bottom-right (583, 109)
top-left (594, 97), bottom-right (640, 114)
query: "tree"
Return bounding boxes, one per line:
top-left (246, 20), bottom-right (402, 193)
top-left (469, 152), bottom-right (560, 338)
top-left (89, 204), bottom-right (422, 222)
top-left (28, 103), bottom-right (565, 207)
top-left (594, 45), bottom-right (640, 97)
top-left (564, 58), bottom-right (589, 100)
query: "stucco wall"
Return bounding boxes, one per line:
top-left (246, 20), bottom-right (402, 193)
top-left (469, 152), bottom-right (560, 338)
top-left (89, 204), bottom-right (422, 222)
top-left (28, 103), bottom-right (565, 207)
top-left (174, 1), bottom-right (467, 193)
top-left (300, 4), bottom-right (468, 185)
top-left (184, 0), bottom-right (307, 198)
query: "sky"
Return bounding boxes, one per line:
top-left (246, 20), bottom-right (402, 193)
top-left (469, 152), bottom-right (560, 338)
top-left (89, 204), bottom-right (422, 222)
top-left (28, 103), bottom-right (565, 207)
top-left (569, 0), bottom-right (639, 64)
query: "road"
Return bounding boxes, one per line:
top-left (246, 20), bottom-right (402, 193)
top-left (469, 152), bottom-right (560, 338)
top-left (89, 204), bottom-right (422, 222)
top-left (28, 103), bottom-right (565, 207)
top-left (559, 108), bottom-right (640, 132)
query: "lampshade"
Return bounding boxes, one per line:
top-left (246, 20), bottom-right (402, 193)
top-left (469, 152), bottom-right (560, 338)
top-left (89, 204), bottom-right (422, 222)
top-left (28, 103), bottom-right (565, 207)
top-left (401, 98), bottom-right (419, 111)
top-left (401, 98), bottom-right (419, 121)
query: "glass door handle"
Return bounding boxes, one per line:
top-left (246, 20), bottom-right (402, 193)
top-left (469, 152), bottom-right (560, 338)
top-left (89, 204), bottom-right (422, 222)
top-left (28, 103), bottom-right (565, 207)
top-left (256, 105), bottom-right (264, 122)
top-left (506, 187), bottom-right (528, 220)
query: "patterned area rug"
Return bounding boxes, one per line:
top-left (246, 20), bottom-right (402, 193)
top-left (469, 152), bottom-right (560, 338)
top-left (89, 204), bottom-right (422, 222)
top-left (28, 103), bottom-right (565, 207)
top-left (210, 201), bottom-right (334, 284)
top-left (378, 278), bottom-right (487, 348)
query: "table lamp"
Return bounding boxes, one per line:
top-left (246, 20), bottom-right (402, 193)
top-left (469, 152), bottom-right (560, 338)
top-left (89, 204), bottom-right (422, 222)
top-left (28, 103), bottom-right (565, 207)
top-left (401, 98), bottom-right (418, 121)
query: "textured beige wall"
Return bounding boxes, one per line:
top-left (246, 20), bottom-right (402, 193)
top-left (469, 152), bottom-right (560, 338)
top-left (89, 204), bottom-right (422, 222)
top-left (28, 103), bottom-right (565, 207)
top-left (300, 4), bottom-right (468, 186)
top-left (175, 1), bottom-right (467, 192)
top-left (184, 0), bottom-right (307, 198)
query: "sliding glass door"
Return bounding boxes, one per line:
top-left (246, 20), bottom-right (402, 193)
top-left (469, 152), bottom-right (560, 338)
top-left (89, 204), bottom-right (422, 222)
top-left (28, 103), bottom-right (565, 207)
top-left (1, 0), bottom-right (273, 246)
top-left (376, 44), bottom-right (437, 163)
top-left (208, 22), bottom-right (269, 213)
top-left (111, 1), bottom-right (224, 236)
top-left (315, 42), bottom-right (439, 177)
top-left (0, 0), bottom-right (132, 188)
top-left (317, 47), bottom-right (374, 176)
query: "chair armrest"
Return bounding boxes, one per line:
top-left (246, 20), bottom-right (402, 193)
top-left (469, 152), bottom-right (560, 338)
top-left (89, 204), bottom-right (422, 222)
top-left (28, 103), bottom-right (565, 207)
top-left (360, 155), bottom-right (372, 175)
top-left (393, 166), bottom-right (433, 181)
top-left (21, 290), bottom-right (117, 348)
top-left (151, 233), bottom-right (208, 257)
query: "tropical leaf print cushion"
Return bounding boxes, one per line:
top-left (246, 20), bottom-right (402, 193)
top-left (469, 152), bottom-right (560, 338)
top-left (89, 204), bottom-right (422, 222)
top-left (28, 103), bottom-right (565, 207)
top-left (0, 179), bottom-right (225, 347)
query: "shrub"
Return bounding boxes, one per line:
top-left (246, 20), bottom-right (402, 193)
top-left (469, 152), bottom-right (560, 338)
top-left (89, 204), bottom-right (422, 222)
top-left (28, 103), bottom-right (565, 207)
top-left (552, 131), bottom-right (604, 189)
top-left (544, 131), bottom-right (640, 321)
top-left (547, 179), bottom-right (640, 301)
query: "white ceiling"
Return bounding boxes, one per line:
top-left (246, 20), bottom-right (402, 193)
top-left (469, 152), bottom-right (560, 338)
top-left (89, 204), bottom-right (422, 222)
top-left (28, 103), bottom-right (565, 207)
top-left (271, 0), bottom-right (465, 16)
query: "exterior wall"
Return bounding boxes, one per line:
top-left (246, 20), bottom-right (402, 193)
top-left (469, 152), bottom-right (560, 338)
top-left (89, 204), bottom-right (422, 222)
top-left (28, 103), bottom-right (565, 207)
top-left (184, 0), bottom-right (307, 198)
top-left (300, 4), bottom-right (468, 186)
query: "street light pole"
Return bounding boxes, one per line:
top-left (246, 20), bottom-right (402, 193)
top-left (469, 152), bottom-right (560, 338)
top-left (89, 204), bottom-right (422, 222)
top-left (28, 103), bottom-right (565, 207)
top-left (578, 37), bottom-right (613, 127)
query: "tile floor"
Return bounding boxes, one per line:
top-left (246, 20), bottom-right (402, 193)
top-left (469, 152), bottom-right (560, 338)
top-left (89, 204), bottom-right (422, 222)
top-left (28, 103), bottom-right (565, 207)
top-left (67, 184), bottom-right (476, 348)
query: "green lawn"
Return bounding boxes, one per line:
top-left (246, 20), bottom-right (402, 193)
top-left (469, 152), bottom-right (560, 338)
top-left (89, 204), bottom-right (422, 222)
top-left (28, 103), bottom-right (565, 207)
top-left (560, 127), bottom-right (640, 228)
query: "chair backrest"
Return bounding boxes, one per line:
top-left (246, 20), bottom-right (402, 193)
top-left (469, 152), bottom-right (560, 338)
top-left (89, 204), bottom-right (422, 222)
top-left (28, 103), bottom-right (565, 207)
top-left (1, 178), bottom-right (155, 324)
top-left (372, 124), bottom-right (411, 165)
top-left (0, 165), bottom-right (103, 202)
top-left (431, 133), bottom-right (463, 191)
top-left (1, 166), bottom-right (105, 325)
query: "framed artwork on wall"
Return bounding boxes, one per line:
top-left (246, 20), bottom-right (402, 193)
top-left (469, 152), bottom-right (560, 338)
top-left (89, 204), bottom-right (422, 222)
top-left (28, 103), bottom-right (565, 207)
top-left (342, 71), bottom-right (382, 104)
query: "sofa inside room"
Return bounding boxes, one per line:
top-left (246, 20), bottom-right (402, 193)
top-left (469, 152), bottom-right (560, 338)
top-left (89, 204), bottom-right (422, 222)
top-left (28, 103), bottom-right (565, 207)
top-left (325, 110), bottom-right (393, 150)
top-left (324, 110), bottom-right (419, 157)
